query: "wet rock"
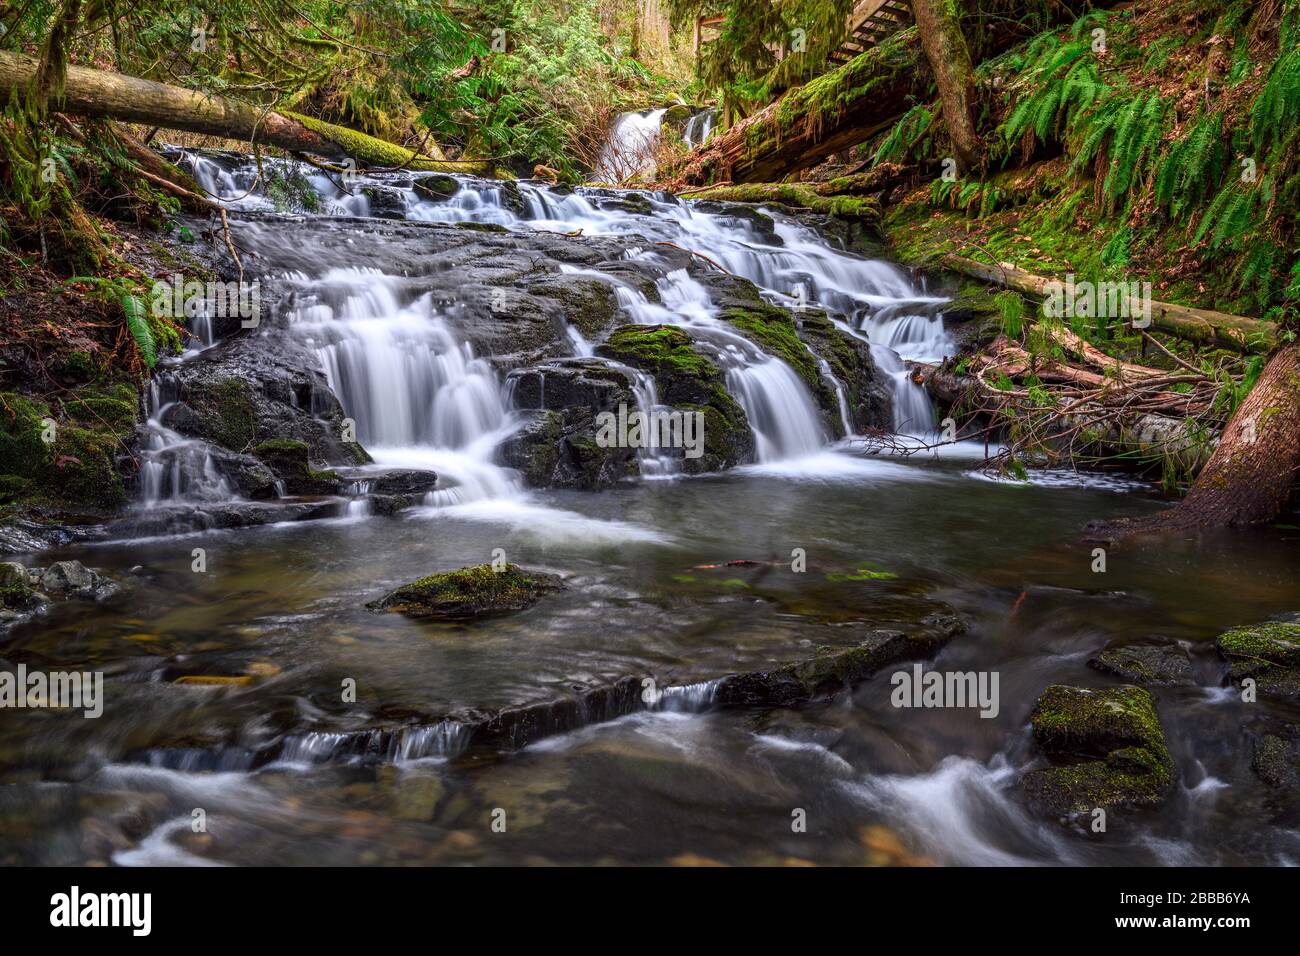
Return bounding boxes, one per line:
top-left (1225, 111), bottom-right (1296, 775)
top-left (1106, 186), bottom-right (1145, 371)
top-left (1021, 684), bottom-right (1175, 816)
top-left (1248, 721), bottom-right (1300, 790)
top-left (158, 336), bottom-right (371, 472)
top-left (1088, 640), bottom-right (1194, 687)
top-left (366, 563), bottom-right (564, 620)
top-left (1216, 618), bottom-right (1300, 700)
top-left (251, 439), bottom-right (336, 495)
top-left (596, 325), bottom-right (755, 472)
top-left (38, 560), bottom-right (98, 595)
top-left (411, 174), bottom-right (459, 201)
top-left (360, 185), bottom-right (409, 219)
top-left (499, 359), bottom-right (638, 489)
top-left (715, 614), bottom-right (966, 707)
top-left (330, 468), bottom-right (439, 498)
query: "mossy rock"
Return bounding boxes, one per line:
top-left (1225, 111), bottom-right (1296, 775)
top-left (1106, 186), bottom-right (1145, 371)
top-left (183, 377), bottom-right (257, 452)
top-left (1087, 640), bottom-right (1193, 687)
top-left (456, 221), bottom-right (509, 233)
top-left (1021, 684), bottom-right (1174, 815)
top-left (412, 174), bottom-right (460, 201)
top-left (252, 439), bottom-right (337, 495)
top-left (595, 325), bottom-right (754, 471)
top-left (1217, 619), bottom-right (1300, 700)
top-left (367, 563), bottom-right (564, 620)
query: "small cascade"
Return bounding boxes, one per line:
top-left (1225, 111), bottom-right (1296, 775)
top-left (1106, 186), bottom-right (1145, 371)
top-left (682, 108), bottom-right (716, 149)
top-left (285, 267), bottom-right (520, 506)
top-left (595, 108), bottom-right (667, 182)
top-left (136, 376), bottom-right (237, 505)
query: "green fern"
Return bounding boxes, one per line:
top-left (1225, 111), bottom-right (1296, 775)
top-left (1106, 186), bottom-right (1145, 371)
top-left (121, 294), bottom-right (156, 369)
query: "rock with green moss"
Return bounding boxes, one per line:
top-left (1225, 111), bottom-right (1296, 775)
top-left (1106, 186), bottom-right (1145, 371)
top-left (498, 359), bottom-right (638, 489)
top-left (412, 174), bottom-right (459, 201)
top-left (0, 389), bottom-right (135, 515)
top-left (1021, 684), bottom-right (1175, 816)
top-left (1216, 618), bottom-right (1300, 700)
top-left (1088, 640), bottom-right (1193, 687)
top-left (367, 564), bottom-right (564, 620)
top-left (252, 439), bottom-right (337, 495)
top-left (595, 325), bottom-right (754, 472)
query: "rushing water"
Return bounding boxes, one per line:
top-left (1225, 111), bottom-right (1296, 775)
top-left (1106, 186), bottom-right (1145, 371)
top-left (3, 151), bottom-right (1298, 867)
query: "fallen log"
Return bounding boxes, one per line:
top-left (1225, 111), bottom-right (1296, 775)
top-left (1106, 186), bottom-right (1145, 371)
top-left (910, 359), bottom-right (1213, 470)
top-left (678, 182), bottom-right (881, 221)
top-left (0, 50), bottom-right (486, 176)
top-left (671, 33), bottom-right (924, 187)
top-left (941, 255), bottom-right (1277, 354)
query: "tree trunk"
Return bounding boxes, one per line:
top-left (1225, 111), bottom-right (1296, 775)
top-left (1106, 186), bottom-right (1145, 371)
top-left (1090, 344), bottom-right (1300, 535)
top-left (0, 50), bottom-right (480, 174)
top-left (909, 0), bottom-right (981, 171)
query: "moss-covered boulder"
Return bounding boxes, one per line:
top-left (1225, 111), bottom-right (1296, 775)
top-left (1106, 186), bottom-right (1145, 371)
top-left (1087, 640), bottom-right (1194, 687)
top-left (498, 359), bottom-right (638, 489)
top-left (1021, 684), bottom-right (1175, 816)
top-left (1216, 619), bottom-right (1300, 700)
top-left (252, 439), bottom-right (337, 495)
top-left (367, 564), bottom-right (563, 620)
top-left (595, 325), bottom-right (754, 472)
top-left (412, 174), bottom-right (460, 201)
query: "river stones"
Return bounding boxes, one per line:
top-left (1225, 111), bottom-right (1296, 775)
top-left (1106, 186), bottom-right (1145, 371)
top-left (1087, 640), bottom-right (1193, 686)
top-left (1021, 684), bottom-right (1175, 816)
top-left (1216, 618), bottom-right (1300, 700)
top-left (366, 563), bottom-right (564, 620)
top-left (713, 613), bottom-right (967, 707)
top-left (251, 439), bottom-right (337, 495)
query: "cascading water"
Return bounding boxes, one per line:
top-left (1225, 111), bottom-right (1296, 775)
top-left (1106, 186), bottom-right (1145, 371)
top-left (594, 108), bottom-right (667, 182)
top-left (285, 267), bottom-right (520, 506)
top-left (150, 147), bottom-right (957, 515)
top-left (681, 108), bottom-right (716, 149)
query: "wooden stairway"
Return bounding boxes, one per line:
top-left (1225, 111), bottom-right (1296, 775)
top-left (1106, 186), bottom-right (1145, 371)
top-left (828, 0), bottom-right (913, 65)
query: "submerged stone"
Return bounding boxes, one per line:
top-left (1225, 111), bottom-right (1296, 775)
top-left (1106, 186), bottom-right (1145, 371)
top-left (1088, 640), bottom-right (1194, 687)
top-left (367, 563), bottom-right (564, 620)
top-left (1021, 684), bottom-right (1175, 816)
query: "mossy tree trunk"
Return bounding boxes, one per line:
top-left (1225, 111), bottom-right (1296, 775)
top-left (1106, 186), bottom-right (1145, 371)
top-left (910, 0), bottom-right (982, 171)
top-left (1162, 343), bottom-right (1300, 527)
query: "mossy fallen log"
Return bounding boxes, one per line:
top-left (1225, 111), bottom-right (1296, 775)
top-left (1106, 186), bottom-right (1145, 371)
top-left (679, 182), bottom-right (881, 221)
top-left (941, 255), bottom-right (1277, 354)
top-left (0, 50), bottom-right (487, 176)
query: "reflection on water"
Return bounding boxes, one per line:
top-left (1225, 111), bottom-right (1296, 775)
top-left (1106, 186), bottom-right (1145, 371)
top-left (3, 447), bottom-right (1299, 866)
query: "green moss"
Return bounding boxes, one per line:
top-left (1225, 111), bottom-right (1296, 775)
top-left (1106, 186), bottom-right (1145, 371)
top-left (190, 378), bottom-right (257, 451)
top-left (600, 325), bottom-right (715, 380)
top-left (367, 563), bottom-right (563, 620)
top-left (1217, 622), bottom-right (1300, 666)
top-left (282, 111), bottom-right (484, 175)
top-left (826, 565), bottom-right (898, 582)
top-left (1024, 684), bottom-right (1174, 814)
top-left (456, 221), bottom-right (509, 233)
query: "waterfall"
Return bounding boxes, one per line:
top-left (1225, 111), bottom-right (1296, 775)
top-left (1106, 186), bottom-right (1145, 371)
top-left (595, 108), bottom-right (667, 182)
top-left (682, 108), bottom-right (716, 149)
top-left (286, 267), bottom-right (520, 506)
top-left (154, 146), bottom-right (958, 514)
top-left (136, 376), bottom-right (237, 505)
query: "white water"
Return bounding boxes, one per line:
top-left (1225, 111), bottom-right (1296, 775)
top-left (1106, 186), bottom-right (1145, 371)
top-left (155, 148), bottom-right (958, 513)
top-left (682, 108), bottom-right (716, 149)
top-left (595, 108), bottom-right (667, 183)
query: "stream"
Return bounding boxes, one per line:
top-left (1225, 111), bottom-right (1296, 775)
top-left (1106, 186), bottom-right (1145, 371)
top-left (2, 153), bottom-right (1298, 866)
